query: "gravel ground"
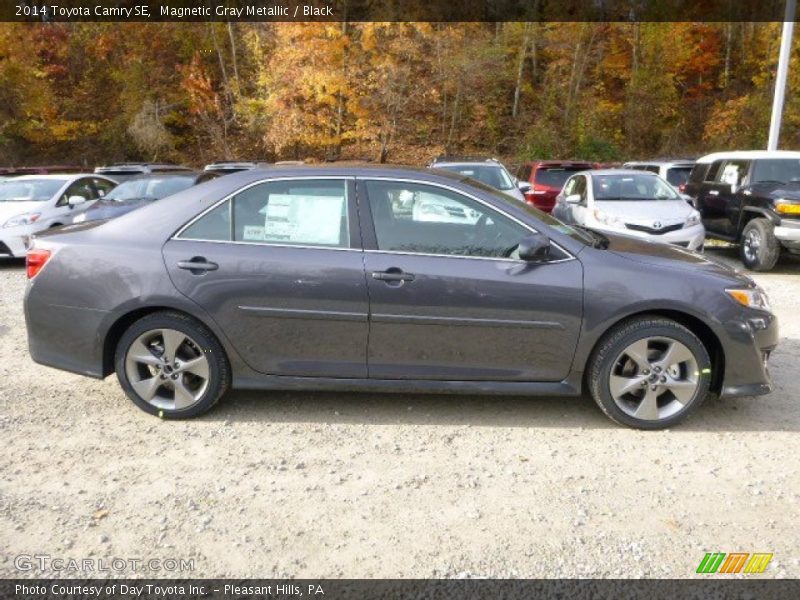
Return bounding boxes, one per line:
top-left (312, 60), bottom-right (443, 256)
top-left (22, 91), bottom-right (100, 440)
top-left (1, 246), bottom-right (799, 579)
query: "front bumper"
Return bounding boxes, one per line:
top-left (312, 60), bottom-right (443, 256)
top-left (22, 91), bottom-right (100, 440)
top-left (0, 224), bottom-right (37, 257)
top-left (718, 311), bottom-right (778, 398)
top-left (594, 223), bottom-right (705, 251)
top-left (775, 218), bottom-right (800, 248)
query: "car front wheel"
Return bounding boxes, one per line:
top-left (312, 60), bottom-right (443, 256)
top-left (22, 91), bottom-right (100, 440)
top-left (740, 218), bottom-right (780, 271)
top-left (114, 311), bottom-right (230, 419)
top-left (588, 316), bottom-right (711, 429)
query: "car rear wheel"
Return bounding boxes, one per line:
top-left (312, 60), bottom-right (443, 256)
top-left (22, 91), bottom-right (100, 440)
top-left (740, 218), bottom-right (780, 272)
top-left (114, 311), bottom-right (230, 419)
top-left (588, 316), bottom-right (711, 429)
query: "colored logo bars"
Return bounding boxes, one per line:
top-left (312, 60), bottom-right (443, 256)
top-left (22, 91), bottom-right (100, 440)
top-left (696, 552), bottom-right (773, 574)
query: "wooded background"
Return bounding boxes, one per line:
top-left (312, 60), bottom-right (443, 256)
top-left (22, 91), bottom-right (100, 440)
top-left (1, 22), bottom-right (797, 167)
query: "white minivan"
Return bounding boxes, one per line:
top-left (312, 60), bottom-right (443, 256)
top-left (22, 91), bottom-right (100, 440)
top-left (0, 174), bottom-right (117, 257)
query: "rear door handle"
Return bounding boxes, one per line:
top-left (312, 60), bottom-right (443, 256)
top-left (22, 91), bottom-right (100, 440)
top-left (708, 190), bottom-right (720, 196)
top-left (372, 269), bottom-right (415, 282)
top-left (177, 257), bottom-right (219, 274)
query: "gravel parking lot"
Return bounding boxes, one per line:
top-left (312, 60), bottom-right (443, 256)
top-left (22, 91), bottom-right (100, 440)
top-left (1, 246), bottom-right (799, 579)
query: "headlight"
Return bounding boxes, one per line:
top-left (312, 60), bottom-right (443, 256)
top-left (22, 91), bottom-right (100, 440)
top-left (726, 287), bottom-right (771, 312)
top-left (3, 212), bottom-right (42, 228)
top-left (593, 208), bottom-right (622, 227)
top-left (775, 201), bottom-right (800, 215)
top-left (73, 213), bottom-right (87, 224)
top-left (684, 211), bottom-right (701, 227)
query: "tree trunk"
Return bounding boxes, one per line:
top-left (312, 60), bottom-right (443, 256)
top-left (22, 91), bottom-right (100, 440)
top-left (227, 21), bottom-right (240, 94)
top-left (512, 23), bottom-right (531, 118)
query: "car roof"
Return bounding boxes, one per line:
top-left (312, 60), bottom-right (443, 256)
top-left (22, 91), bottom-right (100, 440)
top-left (2, 173), bottom-right (89, 181)
top-left (623, 160), bottom-right (695, 167)
top-left (589, 168), bottom-right (660, 176)
top-left (696, 150), bottom-right (800, 163)
top-left (524, 160), bottom-right (594, 167)
top-left (118, 171), bottom-right (205, 181)
top-left (432, 161), bottom-right (506, 168)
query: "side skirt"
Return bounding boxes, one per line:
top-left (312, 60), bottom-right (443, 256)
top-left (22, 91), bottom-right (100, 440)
top-left (232, 373), bottom-right (584, 397)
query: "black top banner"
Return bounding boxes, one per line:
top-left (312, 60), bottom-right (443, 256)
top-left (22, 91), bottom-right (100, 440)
top-left (2, 0), bottom-right (797, 22)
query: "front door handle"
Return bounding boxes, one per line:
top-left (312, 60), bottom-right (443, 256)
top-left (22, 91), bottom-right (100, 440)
top-left (372, 268), bottom-right (415, 283)
top-left (177, 257), bottom-right (219, 274)
top-left (708, 190), bottom-right (720, 196)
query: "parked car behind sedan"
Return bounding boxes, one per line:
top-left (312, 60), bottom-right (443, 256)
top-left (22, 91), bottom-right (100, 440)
top-left (0, 174), bottom-right (116, 257)
top-left (429, 157), bottom-right (528, 203)
top-left (684, 150), bottom-right (800, 271)
top-left (72, 172), bottom-right (218, 224)
top-left (552, 169), bottom-right (704, 251)
top-left (24, 166), bottom-right (775, 430)
top-left (623, 159), bottom-right (696, 193)
top-left (94, 163), bottom-right (193, 182)
top-left (516, 160), bottom-right (595, 213)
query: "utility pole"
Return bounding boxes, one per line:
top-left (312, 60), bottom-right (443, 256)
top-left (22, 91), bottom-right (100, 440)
top-left (767, 0), bottom-right (797, 150)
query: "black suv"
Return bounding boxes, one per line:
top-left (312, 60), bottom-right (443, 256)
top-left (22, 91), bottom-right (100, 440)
top-left (684, 151), bottom-right (800, 271)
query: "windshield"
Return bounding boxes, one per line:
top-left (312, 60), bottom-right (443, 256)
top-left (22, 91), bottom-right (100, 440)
top-left (534, 167), bottom-right (588, 188)
top-left (438, 164), bottom-right (515, 190)
top-left (665, 167), bottom-right (692, 187)
top-left (0, 178), bottom-right (66, 202)
top-left (592, 173), bottom-right (680, 201)
top-left (751, 159), bottom-right (800, 185)
top-left (105, 176), bottom-right (195, 202)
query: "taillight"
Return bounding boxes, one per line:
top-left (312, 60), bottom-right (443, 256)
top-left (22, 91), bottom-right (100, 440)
top-left (678, 183), bottom-right (687, 193)
top-left (26, 249), bottom-right (51, 279)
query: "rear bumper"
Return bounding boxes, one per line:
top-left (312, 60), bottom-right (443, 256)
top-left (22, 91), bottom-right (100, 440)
top-left (25, 283), bottom-right (108, 379)
top-left (718, 312), bottom-right (778, 398)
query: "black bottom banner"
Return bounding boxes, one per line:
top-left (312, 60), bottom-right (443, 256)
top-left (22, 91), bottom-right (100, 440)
top-left (3, 579), bottom-right (800, 600)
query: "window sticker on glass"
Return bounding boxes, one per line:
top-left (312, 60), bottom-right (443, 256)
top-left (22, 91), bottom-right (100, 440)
top-left (242, 225), bottom-right (266, 241)
top-left (259, 194), bottom-right (345, 245)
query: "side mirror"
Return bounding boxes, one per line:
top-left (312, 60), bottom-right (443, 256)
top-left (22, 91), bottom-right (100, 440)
top-left (517, 181), bottom-right (532, 194)
top-left (67, 195), bottom-right (86, 207)
top-left (565, 193), bottom-right (581, 204)
top-left (518, 233), bottom-right (551, 262)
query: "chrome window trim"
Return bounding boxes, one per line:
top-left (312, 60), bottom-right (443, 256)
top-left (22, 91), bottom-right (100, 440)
top-left (360, 176), bottom-right (576, 263)
top-left (172, 176), bottom-right (355, 249)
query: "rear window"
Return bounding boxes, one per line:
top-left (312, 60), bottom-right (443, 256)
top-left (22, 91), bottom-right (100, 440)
top-left (533, 167), bottom-right (588, 188)
top-left (665, 167), bottom-right (692, 187)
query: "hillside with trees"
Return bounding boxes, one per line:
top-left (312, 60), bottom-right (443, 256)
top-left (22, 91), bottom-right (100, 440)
top-left (0, 22), bottom-right (797, 167)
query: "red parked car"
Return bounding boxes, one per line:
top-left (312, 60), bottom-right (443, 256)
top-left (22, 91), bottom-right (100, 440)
top-left (516, 160), bottom-right (594, 212)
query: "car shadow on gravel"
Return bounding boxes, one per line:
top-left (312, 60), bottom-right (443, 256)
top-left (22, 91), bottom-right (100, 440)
top-left (0, 257), bottom-right (25, 270)
top-left (208, 387), bottom-right (800, 432)
top-left (704, 244), bottom-right (800, 273)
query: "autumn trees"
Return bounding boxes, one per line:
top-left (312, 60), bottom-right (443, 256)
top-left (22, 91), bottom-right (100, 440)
top-left (0, 21), bottom-right (799, 167)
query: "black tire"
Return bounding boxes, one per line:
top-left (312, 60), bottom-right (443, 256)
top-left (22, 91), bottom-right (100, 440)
top-left (114, 311), bottom-right (230, 419)
top-left (587, 316), bottom-right (712, 430)
top-left (740, 218), bottom-right (780, 272)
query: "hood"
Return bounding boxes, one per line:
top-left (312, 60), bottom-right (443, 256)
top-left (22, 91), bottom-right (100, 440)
top-left (594, 199), bottom-right (693, 226)
top-left (0, 201), bottom-right (47, 223)
top-left (748, 181), bottom-right (800, 200)
top-left (603, 232), bottom-right (753, 283)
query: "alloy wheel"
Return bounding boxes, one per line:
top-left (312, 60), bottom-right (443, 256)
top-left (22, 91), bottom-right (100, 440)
top-left (743, 228), bottom-right (761, 263)
top-left (608, 336), bottom-right (700, 421)
top-left (124, 328), bottom-right (210, 411)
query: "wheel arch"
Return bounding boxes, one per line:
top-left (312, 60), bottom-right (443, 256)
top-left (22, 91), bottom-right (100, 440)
top-left (738, 207), bottom-right (780, 237)
top-left (102, 306), bottom-right (224, 377)
top-left (584, 309), bottom-right (725, 394)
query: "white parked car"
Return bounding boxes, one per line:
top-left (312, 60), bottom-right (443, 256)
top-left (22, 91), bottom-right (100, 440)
top-left (552, 169), bottom-right (705, 251)
top-left (0, 174), bottom-right (117, 257)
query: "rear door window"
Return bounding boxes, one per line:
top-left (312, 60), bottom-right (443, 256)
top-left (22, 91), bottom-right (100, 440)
top-left (178, 179), bottom-right (350, 248)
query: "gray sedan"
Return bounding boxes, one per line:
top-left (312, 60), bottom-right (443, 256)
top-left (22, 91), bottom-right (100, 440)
top-left (24, 167), bottom-right (777, 429)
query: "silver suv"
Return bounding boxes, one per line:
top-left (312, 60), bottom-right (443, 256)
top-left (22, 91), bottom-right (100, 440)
top-left (429, 156), bottom-right (529, 203)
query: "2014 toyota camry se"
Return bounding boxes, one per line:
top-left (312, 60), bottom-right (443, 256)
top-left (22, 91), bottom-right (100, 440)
top-left (23, 166), bottom-right (777, 429)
